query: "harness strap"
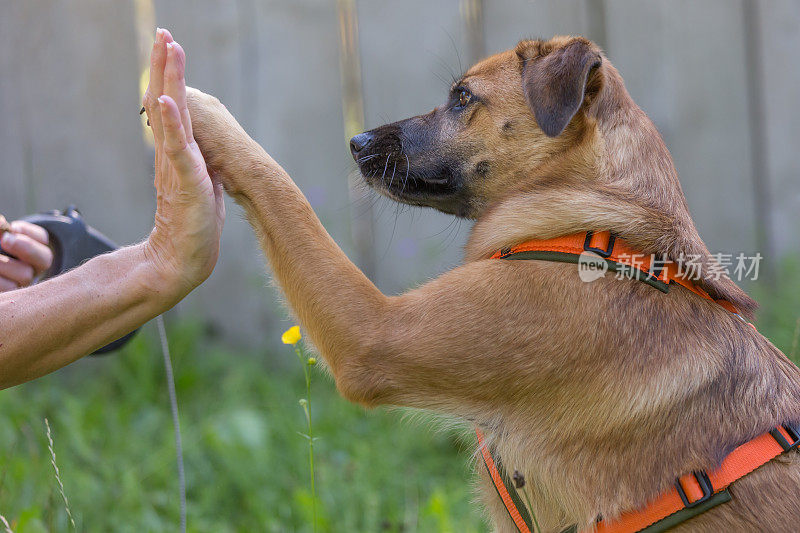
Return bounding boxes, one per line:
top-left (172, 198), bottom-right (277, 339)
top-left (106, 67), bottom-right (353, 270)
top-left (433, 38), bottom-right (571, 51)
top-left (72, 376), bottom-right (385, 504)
top-left (477, 231), bottom-right (796, 532)
top-left (592, 425), bottom-right (800, 533)
top-left (490, 231), bottom-right (739, 314)
top-left (476, 429), bottom-right (533, 533)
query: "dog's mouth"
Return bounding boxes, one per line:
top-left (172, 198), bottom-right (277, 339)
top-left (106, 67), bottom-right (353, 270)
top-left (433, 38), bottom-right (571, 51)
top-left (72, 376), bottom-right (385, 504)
top-left (357, 153), bottom-right (455, 198)
top-left (352, 127), bottom-right (460, 205)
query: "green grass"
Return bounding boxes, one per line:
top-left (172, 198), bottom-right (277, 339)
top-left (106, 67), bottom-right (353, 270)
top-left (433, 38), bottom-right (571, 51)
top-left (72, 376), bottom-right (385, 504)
top-left (0, 320), bottom-right (486, 532)
top-left (752, 256), bottom-right (800, 358)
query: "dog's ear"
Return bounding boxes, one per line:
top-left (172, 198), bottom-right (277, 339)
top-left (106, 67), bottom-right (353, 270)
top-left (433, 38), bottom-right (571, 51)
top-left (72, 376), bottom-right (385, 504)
top-left (517, 39), bottom-right (602, 137)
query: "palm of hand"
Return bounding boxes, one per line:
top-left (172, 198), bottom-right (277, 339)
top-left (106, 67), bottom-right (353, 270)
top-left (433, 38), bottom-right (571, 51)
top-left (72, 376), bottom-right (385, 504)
top-left (142, 29), bottom-right (225, 295)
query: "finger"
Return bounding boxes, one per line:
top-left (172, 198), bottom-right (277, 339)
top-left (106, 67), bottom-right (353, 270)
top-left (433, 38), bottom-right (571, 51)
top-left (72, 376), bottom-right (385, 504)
top-left (213, 176), bottom-right (226, 221)
top-left (0, 254), bottom-right (36, 286)
top-left (144, 29), bottom-right (168, 142)
top-left (163, 41), bottom-right (193, 142)
top-left (159, 95), bottom-right (198, 176)
top-left (143, 28), bottom-right (174, 144)
top-left (0, 232), bottom-right (53, 273)
top-left (9, 220), bottom-right (49, 245)
top-left (0, 277), bottom-right (19, 292)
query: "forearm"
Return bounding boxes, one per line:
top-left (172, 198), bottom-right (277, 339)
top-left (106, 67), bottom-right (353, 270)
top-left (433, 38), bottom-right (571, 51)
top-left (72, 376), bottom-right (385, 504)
top-left (233, 167), bottom-right (550, 410)
top-left (234, 157), bottom-right (387, 359)
top-left (188, 90), bottom-right (392, 398)
top-left (0, 242), bottom-right (179, 389)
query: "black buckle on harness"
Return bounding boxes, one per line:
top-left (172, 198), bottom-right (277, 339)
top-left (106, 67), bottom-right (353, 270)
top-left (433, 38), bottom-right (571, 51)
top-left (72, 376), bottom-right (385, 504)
top-left (583, 231), bottom-right (616, 258)
top-left (675, 470), bottom-right (714, 508)
top-left (769, 424), bottom-right (800, 452)
top-left (647, 254), bottom-right (667, 282)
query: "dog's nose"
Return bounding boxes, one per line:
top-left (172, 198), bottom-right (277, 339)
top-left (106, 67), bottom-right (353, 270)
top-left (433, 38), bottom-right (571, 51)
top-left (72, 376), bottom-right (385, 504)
top-left (349, 132), bottom-right (373, 159)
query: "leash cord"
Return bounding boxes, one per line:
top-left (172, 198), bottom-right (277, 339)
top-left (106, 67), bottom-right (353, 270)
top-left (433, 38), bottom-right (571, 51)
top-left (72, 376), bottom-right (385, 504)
top-left (156, 315), bottom-right (187, 533)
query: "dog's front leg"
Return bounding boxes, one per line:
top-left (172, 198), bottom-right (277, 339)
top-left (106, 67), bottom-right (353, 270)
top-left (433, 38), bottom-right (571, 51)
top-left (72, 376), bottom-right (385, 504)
top-left (184, 90), bottom-right (393, 403)
top-left (185, 89), bottom-right (561, 412)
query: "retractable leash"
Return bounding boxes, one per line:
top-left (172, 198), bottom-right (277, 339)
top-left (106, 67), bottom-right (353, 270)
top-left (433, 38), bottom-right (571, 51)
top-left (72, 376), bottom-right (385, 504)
top-left (1, 206), bottom-right (187, 532)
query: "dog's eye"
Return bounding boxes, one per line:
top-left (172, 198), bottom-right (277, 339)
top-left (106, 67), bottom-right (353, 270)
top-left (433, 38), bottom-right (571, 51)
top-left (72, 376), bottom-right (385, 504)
top-left (455, 88), bottom-right (472, 109)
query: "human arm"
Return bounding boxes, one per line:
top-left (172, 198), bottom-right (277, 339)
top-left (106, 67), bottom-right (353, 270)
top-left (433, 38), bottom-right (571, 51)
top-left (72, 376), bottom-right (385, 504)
top-left (0, 28), bottom-right (224, 389)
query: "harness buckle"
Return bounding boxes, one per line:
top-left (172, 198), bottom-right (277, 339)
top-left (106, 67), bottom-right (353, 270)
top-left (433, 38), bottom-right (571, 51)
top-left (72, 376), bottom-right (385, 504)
top-left (675, 470), bottom-right (714, 508)
top-left (647, 254), bottom-right (668, 282)
top-left (769, 424), bottom-right (800, 452)
top-left (583, 231), bottom-right (616, 258)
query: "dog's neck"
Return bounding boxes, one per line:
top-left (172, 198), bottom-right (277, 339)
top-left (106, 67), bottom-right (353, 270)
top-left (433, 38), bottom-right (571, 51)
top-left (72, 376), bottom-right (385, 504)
top-left (465, 60), bottom-right (756, 316)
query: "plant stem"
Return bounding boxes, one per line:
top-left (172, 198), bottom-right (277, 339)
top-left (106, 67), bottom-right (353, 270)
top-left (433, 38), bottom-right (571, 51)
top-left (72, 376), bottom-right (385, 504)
top-left (296, 346), bottom-right (318, 532)
top-left (44, 418), bottom-right (76, 531)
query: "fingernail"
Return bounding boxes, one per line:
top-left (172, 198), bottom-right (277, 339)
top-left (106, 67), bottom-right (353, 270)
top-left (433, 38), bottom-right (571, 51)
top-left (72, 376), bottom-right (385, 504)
top-left (156, 27), bottom-right (163, 40)
top-left (166, 42), bottom-right (174, 52)
top-left (1, 232), bottom-right (15, 248)
top-left (157, 96), bottom-right (165, 105)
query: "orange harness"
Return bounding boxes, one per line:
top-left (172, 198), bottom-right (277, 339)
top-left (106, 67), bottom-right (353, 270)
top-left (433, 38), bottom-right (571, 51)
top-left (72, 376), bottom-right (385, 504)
top-left (479, 231), bottom-right (800, 533)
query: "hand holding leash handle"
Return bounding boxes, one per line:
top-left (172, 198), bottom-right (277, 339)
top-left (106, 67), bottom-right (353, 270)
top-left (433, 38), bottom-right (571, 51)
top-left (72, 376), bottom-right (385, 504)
top-left (1, 206), bottom-right (138, 354)
top-left (20, 206), bottom-right (117, 278)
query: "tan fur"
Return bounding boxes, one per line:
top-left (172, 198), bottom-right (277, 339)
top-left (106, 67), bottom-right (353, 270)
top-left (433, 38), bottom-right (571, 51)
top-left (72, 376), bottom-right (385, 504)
top-left (185, 35), bottom-right (800, 532)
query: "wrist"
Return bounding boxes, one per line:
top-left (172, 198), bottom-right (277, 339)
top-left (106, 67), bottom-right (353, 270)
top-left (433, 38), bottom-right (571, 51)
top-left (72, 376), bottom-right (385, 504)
top-left (138, 240), bottom-right (193, 307)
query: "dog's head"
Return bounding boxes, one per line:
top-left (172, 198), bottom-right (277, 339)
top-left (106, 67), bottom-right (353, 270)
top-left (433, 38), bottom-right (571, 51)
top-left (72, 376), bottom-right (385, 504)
top-left (350, 35), bottom-right (758, 316)
top-left (350, 36), bottom-right (603, 218)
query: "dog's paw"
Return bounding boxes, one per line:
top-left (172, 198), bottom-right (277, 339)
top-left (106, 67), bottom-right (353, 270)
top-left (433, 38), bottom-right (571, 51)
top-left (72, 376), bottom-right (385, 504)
top-left (185, 88), bottom-right (239, 163)
top-left (185, 87), bottom-right (264, 196)
top-left (186, 87), bottom-right (222, 111)
top-left (185, 87), bottom-right (228, 136)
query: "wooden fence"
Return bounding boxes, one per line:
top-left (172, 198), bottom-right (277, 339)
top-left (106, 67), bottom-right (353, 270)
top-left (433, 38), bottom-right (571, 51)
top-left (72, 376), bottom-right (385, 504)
top-left (1, 0), bottom-right (798, 345)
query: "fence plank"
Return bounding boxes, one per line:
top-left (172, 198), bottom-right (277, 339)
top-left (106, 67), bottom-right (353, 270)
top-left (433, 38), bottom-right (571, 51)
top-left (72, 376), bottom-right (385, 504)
top-left (0, 2), bottom-right (30, 218)
top-left (605, 0), bottom-right (757, 260)
top-left (154, 0), bottom-right (357, 341)
top-left (756, 0), bottom-right (800, 256)
top-left (356, 0), bottom-right (472, 293)
top-left (483, 0), bottom-right (590, 52)
top-left (0, 0), bottom-right (150, 244)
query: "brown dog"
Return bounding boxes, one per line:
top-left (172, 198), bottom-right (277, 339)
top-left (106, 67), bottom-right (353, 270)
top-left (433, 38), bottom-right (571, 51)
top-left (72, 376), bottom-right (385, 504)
top-left (184, 35), bottom-right (800, 532)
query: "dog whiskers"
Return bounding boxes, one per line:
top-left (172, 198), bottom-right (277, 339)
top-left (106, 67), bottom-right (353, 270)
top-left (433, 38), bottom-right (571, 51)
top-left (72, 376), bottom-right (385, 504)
top-left (404, 153), bottom-right (410, 189)
top-left (388, 161), bottom-right (397, 189)
top-left (381, 154), bottom-right (391, 185)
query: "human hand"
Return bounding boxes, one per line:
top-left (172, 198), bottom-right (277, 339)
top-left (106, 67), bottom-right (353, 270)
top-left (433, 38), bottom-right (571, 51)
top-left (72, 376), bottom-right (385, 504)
top-left (0, 217), bottom-right (54, 291)
top-left (141, 29), bottom-right (225, 298)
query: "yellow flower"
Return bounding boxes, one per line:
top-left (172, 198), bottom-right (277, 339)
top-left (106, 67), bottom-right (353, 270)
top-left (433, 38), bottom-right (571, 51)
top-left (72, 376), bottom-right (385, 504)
top-left (281, 325), bottom-right (302, 345)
